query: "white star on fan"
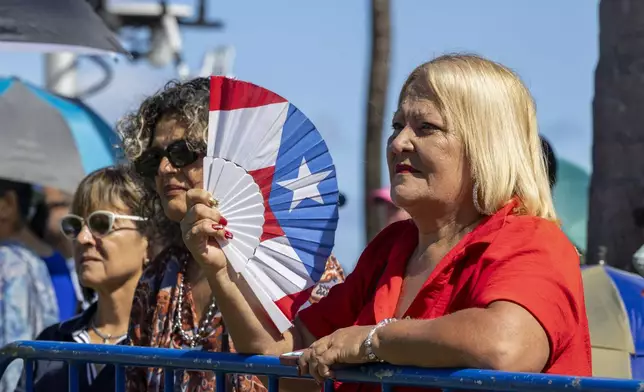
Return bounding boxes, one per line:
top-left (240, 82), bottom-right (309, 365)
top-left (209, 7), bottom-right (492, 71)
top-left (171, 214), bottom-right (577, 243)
top-left (277, 157), bottom-right (333, 212)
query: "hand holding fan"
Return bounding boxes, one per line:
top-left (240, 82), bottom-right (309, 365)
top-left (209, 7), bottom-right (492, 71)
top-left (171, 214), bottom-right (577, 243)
top-left (204, 76), bottom-right (339, 332)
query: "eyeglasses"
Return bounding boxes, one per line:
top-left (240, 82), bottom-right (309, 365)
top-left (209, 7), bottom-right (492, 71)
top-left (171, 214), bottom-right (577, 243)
top-left (60, 210), bottom-right (147, 239)
top-left (134, 140), bottom-right (203, 178)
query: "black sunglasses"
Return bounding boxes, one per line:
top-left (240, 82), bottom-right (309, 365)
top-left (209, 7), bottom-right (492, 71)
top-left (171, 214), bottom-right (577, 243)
top-left (135, 140), bottom-right (203, 178)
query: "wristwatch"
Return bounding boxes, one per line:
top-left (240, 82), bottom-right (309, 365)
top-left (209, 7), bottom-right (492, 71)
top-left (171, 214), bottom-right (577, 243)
top-left (363, 318), bottom-right (397, 362)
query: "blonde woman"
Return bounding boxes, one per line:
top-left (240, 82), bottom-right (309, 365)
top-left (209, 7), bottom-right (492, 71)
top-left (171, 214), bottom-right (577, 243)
top-left (16, 166), bottom-right (150, 392)
top-left (180, 54), bottom-right (592, 392)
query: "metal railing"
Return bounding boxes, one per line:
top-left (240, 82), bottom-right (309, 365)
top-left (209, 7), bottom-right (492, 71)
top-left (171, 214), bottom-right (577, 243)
top-left (0, 340), bottom-right (641, 391)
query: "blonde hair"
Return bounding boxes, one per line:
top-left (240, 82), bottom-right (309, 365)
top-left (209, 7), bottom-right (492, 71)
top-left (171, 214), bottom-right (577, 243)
top-left (400, 54), bottom-right (556, 221)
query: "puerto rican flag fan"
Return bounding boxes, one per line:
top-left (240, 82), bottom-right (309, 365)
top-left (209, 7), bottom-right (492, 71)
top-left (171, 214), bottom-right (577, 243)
top-left (205, 76), bottom-right (339, 332)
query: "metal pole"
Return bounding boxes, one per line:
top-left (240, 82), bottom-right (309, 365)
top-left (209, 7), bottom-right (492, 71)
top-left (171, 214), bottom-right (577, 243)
top-left (44, 52), bottom-right (77, 97)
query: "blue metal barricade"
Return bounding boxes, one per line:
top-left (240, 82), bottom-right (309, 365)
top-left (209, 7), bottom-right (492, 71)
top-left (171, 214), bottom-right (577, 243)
top-left (1, 340), bottom-right (642, 392)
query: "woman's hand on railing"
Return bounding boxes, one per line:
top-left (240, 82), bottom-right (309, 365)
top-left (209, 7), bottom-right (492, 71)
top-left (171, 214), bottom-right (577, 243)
top-left (293, 325), bottom-right (373, 383)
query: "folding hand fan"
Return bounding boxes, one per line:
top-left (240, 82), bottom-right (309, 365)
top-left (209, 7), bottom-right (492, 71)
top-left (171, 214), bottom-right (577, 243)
top-left (204, 76), bottom-right (339, 332)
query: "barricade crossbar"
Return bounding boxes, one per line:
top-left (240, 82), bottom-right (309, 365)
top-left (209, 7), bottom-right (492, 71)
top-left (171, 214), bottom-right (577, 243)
top-left (0, 341), bottom-right (641, 391)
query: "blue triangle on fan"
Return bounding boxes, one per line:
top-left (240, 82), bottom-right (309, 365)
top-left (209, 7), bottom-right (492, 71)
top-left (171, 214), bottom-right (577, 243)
top-left (269, 104), bottom-right (339, 279)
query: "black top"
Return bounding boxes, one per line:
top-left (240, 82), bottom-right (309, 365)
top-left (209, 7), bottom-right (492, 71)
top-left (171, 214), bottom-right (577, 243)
top-left (14, 303), bottom-right (117, 392)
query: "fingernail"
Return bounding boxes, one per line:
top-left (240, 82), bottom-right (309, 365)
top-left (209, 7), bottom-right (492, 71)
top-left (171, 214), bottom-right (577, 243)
top-left (219, 217), bottom-right (228, 226)
top-left (212, 224), bottom-right (224, 231)
top-left (224, 231), bottom-right (233, 240)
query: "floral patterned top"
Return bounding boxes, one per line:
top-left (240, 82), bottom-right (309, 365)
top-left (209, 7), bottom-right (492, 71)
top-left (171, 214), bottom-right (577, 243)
top-left (0, 241), bottom-right (59, 392)
top-left (126, 246), bottom-right (345, 392)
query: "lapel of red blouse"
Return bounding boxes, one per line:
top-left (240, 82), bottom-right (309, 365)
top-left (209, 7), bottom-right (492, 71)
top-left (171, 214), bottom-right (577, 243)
top-left (372, 222), bottom-right (418, 323)
top-left (371, 199), bottom-right (519, 322)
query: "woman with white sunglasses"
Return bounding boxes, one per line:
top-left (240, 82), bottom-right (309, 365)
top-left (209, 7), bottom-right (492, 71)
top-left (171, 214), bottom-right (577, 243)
top-left (15, 165), bottom-right (152, 392)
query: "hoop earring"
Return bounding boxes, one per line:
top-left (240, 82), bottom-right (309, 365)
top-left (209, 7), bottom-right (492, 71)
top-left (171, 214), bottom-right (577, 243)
top-left (472, 182), bottom-right (483, 214)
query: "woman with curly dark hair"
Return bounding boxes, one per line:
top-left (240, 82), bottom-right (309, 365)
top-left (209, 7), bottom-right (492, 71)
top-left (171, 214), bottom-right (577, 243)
top-left (118, 77), bottom-right (345, 392)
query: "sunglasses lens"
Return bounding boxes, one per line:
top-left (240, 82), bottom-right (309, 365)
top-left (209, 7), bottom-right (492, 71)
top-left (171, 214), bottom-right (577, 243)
top-left (167, 141), bottom-right (199, 168)
top-left (135, 151), bottom-right (162, 178)
top-left (88, 213), bottom-right (112, 236)
top-left (61, 217), bottom-right (82, 239)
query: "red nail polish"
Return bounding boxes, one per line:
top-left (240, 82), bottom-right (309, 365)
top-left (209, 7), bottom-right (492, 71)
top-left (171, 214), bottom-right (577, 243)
top-left (219, 217), bottom-right (228, 226)
top-left (212, 224), bottom-right (224, 231)
top-left (224, 230), bottom-right (233, 240)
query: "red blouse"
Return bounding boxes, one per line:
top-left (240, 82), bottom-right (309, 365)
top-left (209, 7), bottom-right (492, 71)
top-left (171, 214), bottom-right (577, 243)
top-left (297, 200), bottom-right (592, 392)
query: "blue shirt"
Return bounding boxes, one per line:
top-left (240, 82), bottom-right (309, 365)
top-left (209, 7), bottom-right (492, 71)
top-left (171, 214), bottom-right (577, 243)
top-left (42, 251), bottom-right (77, 320)
top-left (0, 241), bottom-right (59, 392)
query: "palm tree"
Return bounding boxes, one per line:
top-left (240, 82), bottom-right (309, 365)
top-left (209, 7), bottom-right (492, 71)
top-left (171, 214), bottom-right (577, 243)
top-left (364, 0), bottom-right (391, 242)
top-left (588, 0), bottom-right (644, 269)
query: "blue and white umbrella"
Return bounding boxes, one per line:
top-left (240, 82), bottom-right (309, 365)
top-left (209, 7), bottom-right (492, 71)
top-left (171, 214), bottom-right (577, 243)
top-left (0, 77), bottom-right (118, 193)
top-left (582, 264), bottom-right (644, 379)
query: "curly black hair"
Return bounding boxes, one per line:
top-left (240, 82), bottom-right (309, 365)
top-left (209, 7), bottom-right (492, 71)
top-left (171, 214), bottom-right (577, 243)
top-left (118, 77), bottom-right (210, 160)
top-left (117, 77), bottom-right (210, 246)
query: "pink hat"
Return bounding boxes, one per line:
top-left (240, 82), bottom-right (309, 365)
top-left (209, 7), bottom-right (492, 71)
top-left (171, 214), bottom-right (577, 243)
top-left (371, 187), bottom-right (392, 203)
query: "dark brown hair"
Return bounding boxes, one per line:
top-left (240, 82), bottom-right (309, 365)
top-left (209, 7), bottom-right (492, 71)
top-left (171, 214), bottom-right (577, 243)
top-left (117, 78), bottom-right (210, 246)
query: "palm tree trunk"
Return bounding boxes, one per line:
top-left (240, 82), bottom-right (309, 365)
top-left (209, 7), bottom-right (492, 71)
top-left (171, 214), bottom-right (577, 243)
top-left (364, 0), bottom-right (391, 242)
top-left (588, 0), bottom-right (644, 269)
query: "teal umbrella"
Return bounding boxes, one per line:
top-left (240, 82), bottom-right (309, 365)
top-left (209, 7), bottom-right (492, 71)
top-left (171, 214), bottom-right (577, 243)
top-left (552, 159), bottom-right (590, 253)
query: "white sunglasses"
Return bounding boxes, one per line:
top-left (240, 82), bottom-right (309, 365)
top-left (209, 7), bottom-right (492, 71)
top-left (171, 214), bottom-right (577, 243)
top-left (60, 210), bottom-right (147, 239)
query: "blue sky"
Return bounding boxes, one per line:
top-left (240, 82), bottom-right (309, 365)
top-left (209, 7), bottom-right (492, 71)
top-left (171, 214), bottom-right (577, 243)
top-left (0, 0), bottom-right (599, 271)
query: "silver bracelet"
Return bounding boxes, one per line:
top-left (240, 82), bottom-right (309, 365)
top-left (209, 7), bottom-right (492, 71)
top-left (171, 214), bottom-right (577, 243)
top-left (363, 318), bottom-right (397, 362)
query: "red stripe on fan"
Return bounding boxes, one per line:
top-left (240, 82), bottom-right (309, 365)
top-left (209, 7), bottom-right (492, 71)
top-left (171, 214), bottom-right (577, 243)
top-left (274, 287), bottom-right (314, 322)
top-left (210, 76), bottom-right (287, 111)
top-left (248, 166), bottom-right (286, 241)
